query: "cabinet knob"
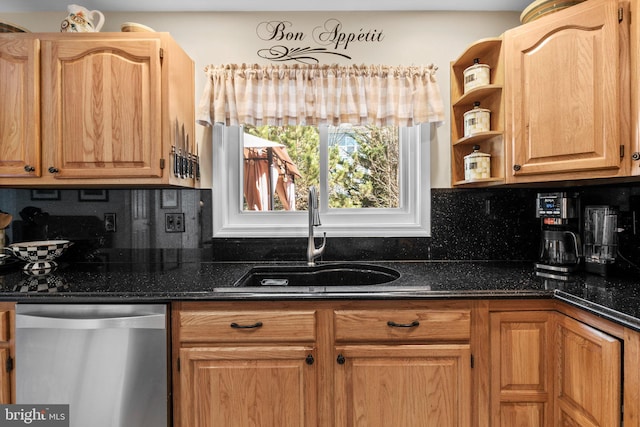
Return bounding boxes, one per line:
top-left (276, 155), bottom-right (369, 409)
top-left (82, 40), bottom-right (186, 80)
top-left (305, 354), bottom-right (314, 365)
top-left (23, 165), bottom-right (35, 172)
top-left (336, 354), bottom-right (345, 365)
top-left (632, 152), bottom-right (640, 161)
top-left (48, 167), bottom-right (59, 174)
top-left (513, 164), bottom-right (522, 172)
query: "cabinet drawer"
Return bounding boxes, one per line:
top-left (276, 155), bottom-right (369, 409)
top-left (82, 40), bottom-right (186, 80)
top-left (179, 310), bottom-right (316, 343)
top-left (334, 309), bottom-right (470, 343)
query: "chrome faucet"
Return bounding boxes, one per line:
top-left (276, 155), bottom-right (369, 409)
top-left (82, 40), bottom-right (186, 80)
top-left (307, 186), bottom-right (326, 266)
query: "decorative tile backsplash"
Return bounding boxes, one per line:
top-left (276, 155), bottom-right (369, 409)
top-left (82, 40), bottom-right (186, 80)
top-left (1, 184), bottom-right (640, 263)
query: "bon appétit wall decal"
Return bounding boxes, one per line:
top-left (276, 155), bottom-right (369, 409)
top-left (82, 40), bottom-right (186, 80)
top-left (255, 18), bottom-right (385, 63)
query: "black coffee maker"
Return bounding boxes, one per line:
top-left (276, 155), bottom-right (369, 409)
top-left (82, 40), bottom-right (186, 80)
top-left (535, 192), bottom-right (581, 278)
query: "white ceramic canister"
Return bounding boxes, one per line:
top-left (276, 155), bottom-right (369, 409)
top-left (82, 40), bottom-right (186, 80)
top-left (464, 145), bottom-right (491, 181)
top-left (463, 58), bottom-right (490, 93)
top-left (464, 102), bottom-right (491, 137)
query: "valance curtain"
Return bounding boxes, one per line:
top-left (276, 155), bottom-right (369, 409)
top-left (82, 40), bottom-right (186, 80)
top-left (196, 63), bottom-right (445, 127)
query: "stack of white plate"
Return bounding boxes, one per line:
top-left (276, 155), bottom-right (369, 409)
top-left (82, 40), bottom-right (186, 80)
top-left (520, 0), bottom-right (585, 24)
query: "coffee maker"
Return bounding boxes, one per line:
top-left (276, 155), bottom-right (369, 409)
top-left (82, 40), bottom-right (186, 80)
top-left (535, 192), bottom-right (581, 278)
top-left (583, 205), bottom-right (618, 276)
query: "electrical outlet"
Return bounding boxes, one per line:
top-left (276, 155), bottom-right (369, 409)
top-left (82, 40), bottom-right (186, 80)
top-left (104, 213), bottom-right (116, 232)
top-left (165, 213), bottom-right (185, 233)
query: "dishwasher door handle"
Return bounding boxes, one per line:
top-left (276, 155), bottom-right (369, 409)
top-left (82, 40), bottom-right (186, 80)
top-left (16, 312), bottom-right (166, 330)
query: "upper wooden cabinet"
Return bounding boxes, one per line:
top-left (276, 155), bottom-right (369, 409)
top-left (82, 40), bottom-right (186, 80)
top-left (504, 0), bottom-right (630, 184)
top-left (41, 38), bottom-right (163, 180)
top-left (451, 0), bottom-right (634, 186)
top-left (0, 37), bottom-right (40, 179)
top-left (0, 32), bottom-right (197, 187)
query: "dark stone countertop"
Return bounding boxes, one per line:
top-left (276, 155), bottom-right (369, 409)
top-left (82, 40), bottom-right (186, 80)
top-left (1, 249), bottom-right (639, 331)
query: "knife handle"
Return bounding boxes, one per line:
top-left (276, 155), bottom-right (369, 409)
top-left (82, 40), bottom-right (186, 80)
top-left (172, 146), bottom-right (180, 178)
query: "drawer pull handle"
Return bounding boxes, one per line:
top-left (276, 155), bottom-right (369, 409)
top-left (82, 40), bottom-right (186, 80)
top-left (336, 354), bottom-right (345, 365)
top-left (387, 320), bottom-right (420, 328)
top-left (230, 321), bottom-right (263, 329)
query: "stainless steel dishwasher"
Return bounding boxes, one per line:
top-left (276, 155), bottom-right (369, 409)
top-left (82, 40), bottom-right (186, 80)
top-left (15, 304), bottom-right (168, 427)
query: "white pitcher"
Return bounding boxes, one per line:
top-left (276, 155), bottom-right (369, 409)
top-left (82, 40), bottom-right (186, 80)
top-left (60, 4), bottom-right (105, 32)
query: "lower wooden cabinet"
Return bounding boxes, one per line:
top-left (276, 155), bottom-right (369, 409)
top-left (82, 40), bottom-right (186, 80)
top-left (555, 314), bottom-right (621, 427)
top-left (172, 299), bottom-right (638, 427)
top-left (489, 307), bottom-right (622, 427)
top-left (0, 297), bottom-right (634, 426)
top-left (490, 311), bottom-right (554, 427)
top-left (332, 307), bottom-right (472, 427)
top-left (0, 303), bottom-right (14, 404)
top-left (179, 346), bottom-right (317, 427)
top-left (173, 303), bottom-right (319, 427)
top-left (173, 301), bottom-right (473, 427)
top-left (334, 344), bottom-right (471, 427)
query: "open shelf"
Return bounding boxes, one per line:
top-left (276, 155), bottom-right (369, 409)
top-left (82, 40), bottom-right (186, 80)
top-left (452, 177), bottom-right (506, 187)
top-left (453, 85), bottom-right (503, 108)
top-left (453, 131), bottom-right (503, 146)
top-left (450, 36), bottom-right (505, 187)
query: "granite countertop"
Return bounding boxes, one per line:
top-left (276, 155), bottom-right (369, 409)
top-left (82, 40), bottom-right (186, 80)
top-left (1, 249), bottom-right (639, 331)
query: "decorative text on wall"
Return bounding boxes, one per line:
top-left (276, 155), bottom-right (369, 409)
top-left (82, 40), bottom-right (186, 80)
top-left (256, 18), bottom-right (385, 63)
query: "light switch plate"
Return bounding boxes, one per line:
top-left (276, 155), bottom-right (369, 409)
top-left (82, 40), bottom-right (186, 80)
top-left (104, 213), bottom-right (116, 232)
top-left (165, 213), bottom-right (185, 232)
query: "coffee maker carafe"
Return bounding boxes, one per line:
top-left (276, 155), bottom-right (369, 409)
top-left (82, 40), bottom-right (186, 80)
top-left (535, 192), bottom-right (581, 277)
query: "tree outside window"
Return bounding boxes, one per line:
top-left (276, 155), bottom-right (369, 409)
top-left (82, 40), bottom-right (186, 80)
top-left (243, 125), bottom-right (399, 211)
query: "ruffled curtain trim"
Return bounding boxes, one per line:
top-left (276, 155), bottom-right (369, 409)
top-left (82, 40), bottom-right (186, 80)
top-left (197, 63), bottom-right (445, 128)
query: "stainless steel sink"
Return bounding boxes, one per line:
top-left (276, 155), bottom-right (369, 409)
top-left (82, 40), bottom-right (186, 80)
top-left (233, 263), bottom-right (400, 288)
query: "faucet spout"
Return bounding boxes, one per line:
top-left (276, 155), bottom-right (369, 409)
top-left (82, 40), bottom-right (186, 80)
top-left (307, 186), bottom-right (326, 266)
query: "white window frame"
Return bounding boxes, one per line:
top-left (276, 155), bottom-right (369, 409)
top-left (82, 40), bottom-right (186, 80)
top-left (211, 123), bottom-right (431, 238)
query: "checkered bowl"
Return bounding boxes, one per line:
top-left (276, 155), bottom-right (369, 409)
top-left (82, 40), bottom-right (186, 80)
top-left (6, 240), bottom-right (72, 263)
top-left (15, 274), bottom-right (69, 293)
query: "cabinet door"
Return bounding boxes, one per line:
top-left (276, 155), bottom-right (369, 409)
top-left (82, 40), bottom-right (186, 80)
top-left (179, 346), bottom-right (317, 427)
top-left (490, 311), bottom-right (553, 427)
top-left (0, 348), bottom-right (11, 404)
top-left (0, 306), bottom-right (14, 403)
top-left (334, 344), bottom-right (471, 427)
top-left (555, 314), bottom-right (621, 427)
top-left (40, 38), bottom-right (163, 179)
top-left (0, 36), bottom-right (40, 178)
top-left (505, 0), bottom-right (628, 182)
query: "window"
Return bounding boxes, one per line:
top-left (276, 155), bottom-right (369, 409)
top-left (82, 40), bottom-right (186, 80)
top-left (211, 123), bottom-right (431, 238)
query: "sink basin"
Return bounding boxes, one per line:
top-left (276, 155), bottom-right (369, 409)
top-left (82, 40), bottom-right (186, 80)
top-left (233, 263), bottom-right (400, 288)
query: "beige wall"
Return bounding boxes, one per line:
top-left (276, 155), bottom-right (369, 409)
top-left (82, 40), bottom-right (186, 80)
top-left (3, 10), bottom-right (520, 188)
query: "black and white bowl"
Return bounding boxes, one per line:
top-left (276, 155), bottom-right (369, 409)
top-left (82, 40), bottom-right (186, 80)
top-left (6, 240), bottom-right (72, 273)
